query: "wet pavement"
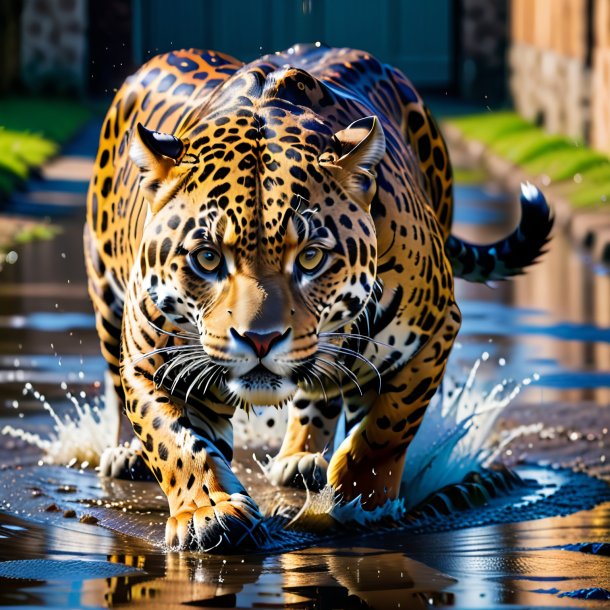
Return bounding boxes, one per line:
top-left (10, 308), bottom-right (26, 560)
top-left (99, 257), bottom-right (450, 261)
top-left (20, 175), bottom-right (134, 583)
top-left (0, 122), bottom-right (610, 608)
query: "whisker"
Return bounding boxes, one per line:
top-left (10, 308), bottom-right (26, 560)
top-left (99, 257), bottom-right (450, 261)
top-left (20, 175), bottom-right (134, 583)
top-left (157, 353), bottom-right (204, 388)
top-left (319, 357), bottom-right (363, 396)
top-left (318, 342), bottom-right (382, 393)
top-left (184, 363), bottom-right (214, 404)
top-left (319, 331), bottom-right (395, 350)
top-left (201, 365), bottom-right (224, 396)
top-left (154, 355), bottom-right (188, 387)
top-left (315, 356), bottom-right (363, 396)
top-left (311, 360), bottom-right (344, 401)
top-left (306, 366), bottom-right (328, 403)
top-left (312, 358), bottom-right (342, 386)
top-left (168, 361), bottom-right (194, 394)
top-left (145, 317), bottom-right (200, 341)
top-left (171, 355), bottom-right (210, 394)
top-left (131, 344), bottom-right (201, 365)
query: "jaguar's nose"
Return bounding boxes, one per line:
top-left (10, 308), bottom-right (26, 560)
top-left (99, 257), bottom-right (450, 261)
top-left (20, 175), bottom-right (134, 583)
top-left (230, 328), bottom-right (290, 359)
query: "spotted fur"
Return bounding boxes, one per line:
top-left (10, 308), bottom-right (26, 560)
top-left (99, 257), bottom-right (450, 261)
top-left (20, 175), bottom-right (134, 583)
top-left (85, 44), bottom-right (552, 550)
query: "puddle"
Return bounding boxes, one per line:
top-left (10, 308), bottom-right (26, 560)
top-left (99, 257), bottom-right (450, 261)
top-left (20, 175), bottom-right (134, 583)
top-left (1, 172), bottom-right (610, 607)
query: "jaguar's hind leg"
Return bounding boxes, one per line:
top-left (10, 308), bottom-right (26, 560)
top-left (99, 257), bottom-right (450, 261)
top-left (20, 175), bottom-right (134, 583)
top-left (97, 372), bottom-right (155, 481)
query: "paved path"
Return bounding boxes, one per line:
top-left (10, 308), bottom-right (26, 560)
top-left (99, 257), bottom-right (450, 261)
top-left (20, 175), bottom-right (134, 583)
top-left (3, 119), bottom-right (101, 217)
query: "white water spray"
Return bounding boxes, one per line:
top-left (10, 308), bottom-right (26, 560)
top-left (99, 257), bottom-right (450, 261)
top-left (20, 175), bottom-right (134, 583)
top-left (1, 382), bottom-right (118, 468)
top-left (403, 352), bottom-right (540, 507)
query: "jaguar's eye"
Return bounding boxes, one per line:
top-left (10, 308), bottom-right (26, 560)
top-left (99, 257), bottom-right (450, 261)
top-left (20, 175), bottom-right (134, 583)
top-left (192, 248), bottom-right (222, 274)
top-left (297, 247), bottom-right (326, 274)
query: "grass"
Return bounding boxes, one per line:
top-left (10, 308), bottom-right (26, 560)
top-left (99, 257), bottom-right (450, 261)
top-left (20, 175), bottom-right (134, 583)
top-left (448, 112), bottom-right (534, 143)
top-left (449, 112), bottom-right (610, 208)
top-left (452, 166), bottom-right (488, 185)
top-left (0, 97), bottom-right (94, 196)
top-left (0, 97), bottom-right (93, 142)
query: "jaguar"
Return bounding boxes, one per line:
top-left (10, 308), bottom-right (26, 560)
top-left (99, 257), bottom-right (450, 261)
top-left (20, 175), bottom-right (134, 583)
top-left (84, 43), bottom-right (552, 550)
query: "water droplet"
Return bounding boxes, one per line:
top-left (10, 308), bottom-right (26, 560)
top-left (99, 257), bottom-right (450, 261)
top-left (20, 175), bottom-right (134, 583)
top-left (5, 251), bottom-right (18, 264)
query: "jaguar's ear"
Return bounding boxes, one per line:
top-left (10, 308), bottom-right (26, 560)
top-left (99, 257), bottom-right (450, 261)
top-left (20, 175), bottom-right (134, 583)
top-left (319, 116), bottom-right (385, 211)
top-left (130, 123), bottom-right (188, 213)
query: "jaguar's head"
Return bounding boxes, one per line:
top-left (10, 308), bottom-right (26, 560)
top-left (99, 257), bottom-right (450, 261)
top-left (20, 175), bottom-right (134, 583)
top-left (131, 107), bottom-right (385, 407)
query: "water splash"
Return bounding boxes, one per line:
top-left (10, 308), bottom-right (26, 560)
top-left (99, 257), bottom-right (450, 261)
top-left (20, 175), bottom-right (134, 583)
top-left (281, 483), bottom-right (407, 529)
top-left (403, 353), bottom-right (540, 508)
top-left (1, 382), bottom-right (117, 468)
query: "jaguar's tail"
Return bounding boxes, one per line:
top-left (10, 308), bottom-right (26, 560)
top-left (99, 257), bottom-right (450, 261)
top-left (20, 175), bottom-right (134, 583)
top-left (445, 183), bottom-right (553, 283)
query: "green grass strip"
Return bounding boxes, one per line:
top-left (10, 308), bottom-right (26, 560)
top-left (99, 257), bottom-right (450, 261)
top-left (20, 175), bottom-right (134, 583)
top-left (448, 111), bottom-right (610, 207)
top-left (0, 97), bottom-right (93, 143)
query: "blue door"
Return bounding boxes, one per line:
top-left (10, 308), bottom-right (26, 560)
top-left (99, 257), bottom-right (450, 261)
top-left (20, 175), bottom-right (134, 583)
top-left (132, 0), bottom-right (454, 88)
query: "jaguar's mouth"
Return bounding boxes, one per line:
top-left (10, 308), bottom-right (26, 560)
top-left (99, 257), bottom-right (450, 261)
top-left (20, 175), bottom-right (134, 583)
top-left (239, 364), bottom-right (284, 386)
top-left (227, 364), bottom-right (297, 407)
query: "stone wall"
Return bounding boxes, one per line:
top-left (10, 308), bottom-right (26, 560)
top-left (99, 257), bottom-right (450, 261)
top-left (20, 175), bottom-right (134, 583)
top-left (20, 0), bottom-right (87, 94)
top-left (459, 0), bottom-right (509, 103)
top-left (510, 0), bottom-right (590, 141)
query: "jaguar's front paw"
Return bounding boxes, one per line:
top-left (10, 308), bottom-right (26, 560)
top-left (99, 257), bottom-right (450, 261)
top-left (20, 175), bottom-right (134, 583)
top-left (165, 493), bottom-right (267, 551)
top-left (266, 452), bottom-right (328, 490)
top-left (99, 444), bottom-right (154, 481)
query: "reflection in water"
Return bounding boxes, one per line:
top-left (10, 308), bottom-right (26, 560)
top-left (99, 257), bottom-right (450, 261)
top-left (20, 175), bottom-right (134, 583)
top-left (17, 543), bottom-right (456, 610)
top-left (105, 552), bottom-right (266, 608)
top-left (1, 502), bottom-right (610, 609)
